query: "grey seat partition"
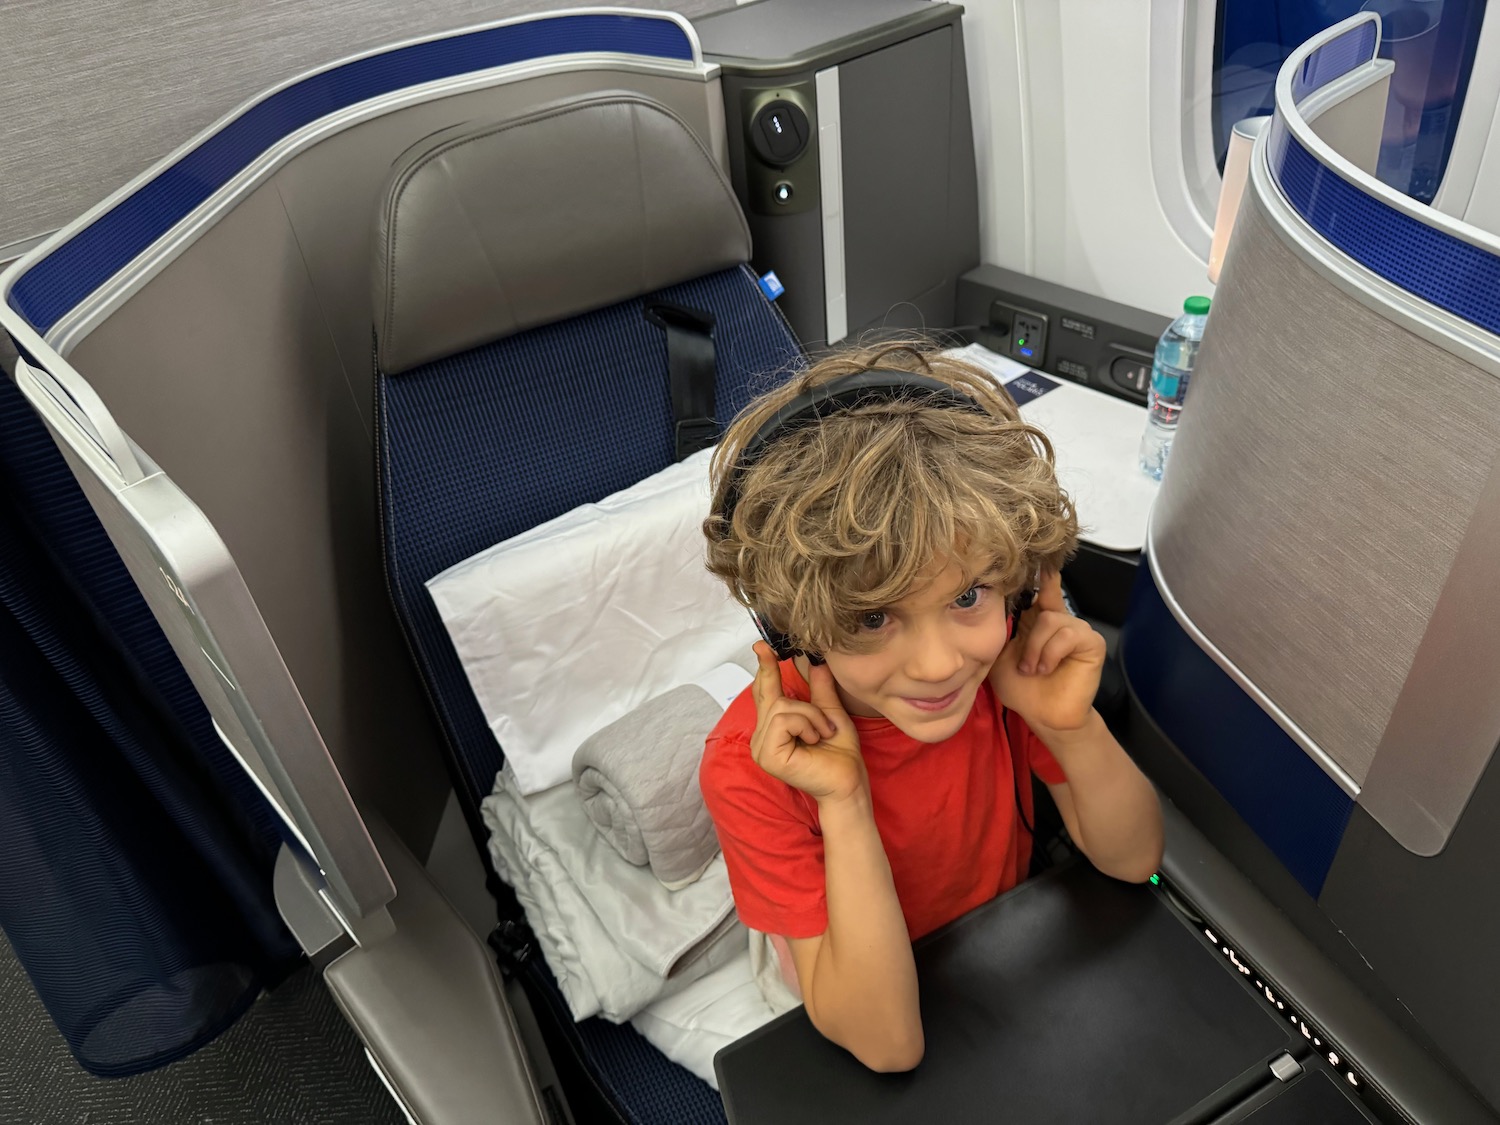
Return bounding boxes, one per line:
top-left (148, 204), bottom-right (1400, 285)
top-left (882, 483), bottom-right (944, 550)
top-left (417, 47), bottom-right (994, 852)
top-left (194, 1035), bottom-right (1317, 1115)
top-left (0, 11), bottom-right (731, 1122)
top-left (1, 9), bottom-right (730, 859)
top-left (1125, 13), bottom-right (1500, 1115)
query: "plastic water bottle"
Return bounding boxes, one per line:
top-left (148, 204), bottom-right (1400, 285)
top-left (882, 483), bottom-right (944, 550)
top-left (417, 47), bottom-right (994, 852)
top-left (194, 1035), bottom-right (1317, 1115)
top-left (1139, 296), bottom-right (1212, 481)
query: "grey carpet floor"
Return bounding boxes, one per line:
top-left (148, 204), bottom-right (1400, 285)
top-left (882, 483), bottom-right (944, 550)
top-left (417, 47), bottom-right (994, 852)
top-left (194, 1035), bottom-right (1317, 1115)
top-left (0, 933), bottom-right (408, 1125)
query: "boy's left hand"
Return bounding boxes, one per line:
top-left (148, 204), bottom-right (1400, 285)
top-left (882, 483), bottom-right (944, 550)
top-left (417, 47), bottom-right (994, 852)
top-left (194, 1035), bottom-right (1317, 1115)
top-left (989, 570), bottom-right (1105, 738)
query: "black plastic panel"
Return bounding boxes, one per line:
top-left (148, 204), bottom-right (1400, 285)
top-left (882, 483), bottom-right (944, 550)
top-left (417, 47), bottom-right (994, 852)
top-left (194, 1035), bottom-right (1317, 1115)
top-left (955, 264), bottom-right (1171, 406)
top-left (839, 27), bottom-right (959, 335)
top-left (1322, 789), bottom-right (1500, 1114)
top-left (703, 2), bottom-right (978, 348)
top-left (1242, 1071), bottom-right (1376, 1124)
top-left (716, 863), bottom-right (1298, 1125)
top-left (696, 0), bottom-right (939, 68)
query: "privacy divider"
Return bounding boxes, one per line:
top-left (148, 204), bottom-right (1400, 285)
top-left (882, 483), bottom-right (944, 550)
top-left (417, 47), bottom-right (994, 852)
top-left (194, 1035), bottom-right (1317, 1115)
top-left (1125, 12), bottom-right (1500, 1111)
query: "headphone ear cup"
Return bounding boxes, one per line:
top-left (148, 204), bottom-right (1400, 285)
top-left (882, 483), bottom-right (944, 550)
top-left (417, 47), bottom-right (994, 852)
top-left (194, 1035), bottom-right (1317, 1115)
top-left (751, 611), bottom-right (800, 663)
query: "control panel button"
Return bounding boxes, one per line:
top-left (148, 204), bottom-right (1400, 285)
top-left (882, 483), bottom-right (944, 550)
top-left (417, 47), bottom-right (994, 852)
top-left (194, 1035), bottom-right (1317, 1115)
top-left (750, 101), bottom-right (810, 166)
top-left (1110, 355), bottom-right (1152, 395)
top-left (773, 181), bottom-right (794, 204)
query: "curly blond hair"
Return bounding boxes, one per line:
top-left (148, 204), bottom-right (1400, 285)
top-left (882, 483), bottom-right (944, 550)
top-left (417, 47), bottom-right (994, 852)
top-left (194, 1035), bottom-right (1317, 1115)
top-left (703, 340), bottom-right (1078, 655)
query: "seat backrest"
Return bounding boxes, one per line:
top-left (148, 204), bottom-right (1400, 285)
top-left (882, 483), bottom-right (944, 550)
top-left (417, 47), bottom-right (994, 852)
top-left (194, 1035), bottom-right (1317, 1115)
top-left (372, 92), bottom-right (803, 805)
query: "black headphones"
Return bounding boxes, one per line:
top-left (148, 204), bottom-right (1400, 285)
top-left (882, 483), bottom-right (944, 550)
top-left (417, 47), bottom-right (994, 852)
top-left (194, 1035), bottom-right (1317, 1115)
top-left (714, 368), bottom-right (996, 664)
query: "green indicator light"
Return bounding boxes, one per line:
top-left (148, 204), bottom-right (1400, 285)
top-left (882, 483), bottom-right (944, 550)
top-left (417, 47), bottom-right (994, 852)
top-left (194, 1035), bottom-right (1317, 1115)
top-left (1149, 873), bottom-right (1161, 886)
top-left (1017, 337), bottom-right (1027, 347)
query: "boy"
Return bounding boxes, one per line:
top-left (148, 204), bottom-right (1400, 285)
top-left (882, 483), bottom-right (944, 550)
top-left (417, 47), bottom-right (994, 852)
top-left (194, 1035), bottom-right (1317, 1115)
top-left (700, 341), bottom-right (1164, 1072)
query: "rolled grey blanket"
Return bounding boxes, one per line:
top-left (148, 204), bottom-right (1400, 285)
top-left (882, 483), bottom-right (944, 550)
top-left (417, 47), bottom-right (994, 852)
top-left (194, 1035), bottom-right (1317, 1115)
top-left (573, 682), bottom-right (727, 889)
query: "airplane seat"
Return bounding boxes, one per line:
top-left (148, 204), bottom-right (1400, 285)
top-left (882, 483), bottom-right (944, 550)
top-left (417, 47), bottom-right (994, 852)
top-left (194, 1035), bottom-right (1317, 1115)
top-left (370, 91), bottom-right (803, 1121)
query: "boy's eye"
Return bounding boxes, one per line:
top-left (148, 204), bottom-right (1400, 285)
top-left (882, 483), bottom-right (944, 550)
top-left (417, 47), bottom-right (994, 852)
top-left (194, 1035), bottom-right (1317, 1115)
top-left (954, 585), bottom-right (986, 610)
top-left (859, 610), bottom-right (888, 632)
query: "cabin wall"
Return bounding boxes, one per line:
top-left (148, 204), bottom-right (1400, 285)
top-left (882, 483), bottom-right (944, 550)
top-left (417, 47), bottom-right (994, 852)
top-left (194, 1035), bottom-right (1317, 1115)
top-left (0, 0), bottom-right (730, 257)
top-left (962, 0), bottom-right (1215, 320)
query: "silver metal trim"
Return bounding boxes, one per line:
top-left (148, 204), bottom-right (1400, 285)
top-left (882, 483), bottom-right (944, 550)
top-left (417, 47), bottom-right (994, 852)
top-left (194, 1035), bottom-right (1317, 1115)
top-left (1295, 57), bottom-right (1392, 127)
top-left (6, 347), bottom-right (396, 923)
top-left (1251, 124), bottom-right (1500, 380)
top-left (1274, 13), bottom-right (1500, 261)
top-left (214, 717), bottom-right (317, 861)
top-left (0, 231), bottom-right (56, 267)
top-left (12, 348), bottom-right (143, 484)
top-left (816, 65), bottom-right (847, 345)
top-left (0, 6), bottom-right (715, 348)
top-left (1270, 1052), bottom-right (1304, 1082)
top-left (44, 54), bottom-right (718, 357)
top-left (1145, 515), bottom-right (1361, 798)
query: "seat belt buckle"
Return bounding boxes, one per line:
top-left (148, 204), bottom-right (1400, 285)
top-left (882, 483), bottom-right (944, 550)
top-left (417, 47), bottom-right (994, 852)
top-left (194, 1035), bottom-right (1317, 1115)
top-left (675, 417), bottom-right (717, 459)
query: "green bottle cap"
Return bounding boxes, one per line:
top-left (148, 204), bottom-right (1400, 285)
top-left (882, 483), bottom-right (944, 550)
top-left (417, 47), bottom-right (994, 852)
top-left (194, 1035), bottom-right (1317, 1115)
top-left (1184, 296), bottom-right (1211, 315)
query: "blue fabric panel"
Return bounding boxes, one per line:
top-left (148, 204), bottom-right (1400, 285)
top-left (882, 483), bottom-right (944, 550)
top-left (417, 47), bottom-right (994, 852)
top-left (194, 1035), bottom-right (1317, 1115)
top-left (575, 1017), bottom-right (727, 1125)
top-left (1121, 563), bottom-right (1354, 898)
top-left (378, 263), bottom-right (802, 800)
top-left (7, 12), bottom-right (693, 334)
top-left (1267, 121), bottom-right (1500, 337)
top-left (521, 955), bottom-right (726, 1125)
top-left (0, 372), bottom-right (300, 1076)
top-left (1290, 20), bottom-right (1377, 102)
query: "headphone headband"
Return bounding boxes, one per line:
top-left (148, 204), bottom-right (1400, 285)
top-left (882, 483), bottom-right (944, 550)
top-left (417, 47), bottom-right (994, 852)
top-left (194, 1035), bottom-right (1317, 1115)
top-left (718, 368), bottom-right (985, 528)
top-left (716, 367), bottom-right (987, 663)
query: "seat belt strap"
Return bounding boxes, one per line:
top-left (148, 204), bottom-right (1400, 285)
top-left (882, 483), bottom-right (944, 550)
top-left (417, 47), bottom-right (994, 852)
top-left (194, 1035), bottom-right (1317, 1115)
top-left (645, 302), bottom-right (718, 460)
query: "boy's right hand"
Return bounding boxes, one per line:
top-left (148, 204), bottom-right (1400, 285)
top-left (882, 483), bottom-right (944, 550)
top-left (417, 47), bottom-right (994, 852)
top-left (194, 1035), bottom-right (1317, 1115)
top-left (749, 642), bottom-right (866, 805)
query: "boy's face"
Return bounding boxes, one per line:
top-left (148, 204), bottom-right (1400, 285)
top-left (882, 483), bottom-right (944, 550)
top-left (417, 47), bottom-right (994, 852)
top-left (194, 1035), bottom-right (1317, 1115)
top-left (819, 556), bottom-right (1010, 743)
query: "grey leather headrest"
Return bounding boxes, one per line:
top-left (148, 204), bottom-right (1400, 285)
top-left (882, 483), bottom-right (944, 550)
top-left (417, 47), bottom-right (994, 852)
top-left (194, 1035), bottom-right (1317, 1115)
top-left (373, 93), bottom-right (752, 374)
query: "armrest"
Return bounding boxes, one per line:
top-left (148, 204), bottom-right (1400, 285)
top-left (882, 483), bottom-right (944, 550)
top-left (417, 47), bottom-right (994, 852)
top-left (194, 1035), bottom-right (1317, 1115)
top-left (324, 816), bottom-right (547, 1125)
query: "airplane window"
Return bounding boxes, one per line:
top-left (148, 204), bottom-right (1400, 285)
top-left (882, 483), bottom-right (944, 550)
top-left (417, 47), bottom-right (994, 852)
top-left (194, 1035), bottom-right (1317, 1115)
top-left (1214, 0), bottom-right (1488, 203)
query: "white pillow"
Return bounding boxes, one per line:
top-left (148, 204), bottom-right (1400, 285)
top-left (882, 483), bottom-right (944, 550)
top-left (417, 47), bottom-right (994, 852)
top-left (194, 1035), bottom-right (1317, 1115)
top-left (426, 448), bottom-right (759, 795)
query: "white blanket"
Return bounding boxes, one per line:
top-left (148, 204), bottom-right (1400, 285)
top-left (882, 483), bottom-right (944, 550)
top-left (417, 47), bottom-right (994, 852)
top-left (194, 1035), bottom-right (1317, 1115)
top-left (429, 448), bottom-right (759, 795)
top-left (630, 946), bottom-right (785, 1090)
top-left (483, 769), bottom-right (744, 1023)
top-left (484, 770), bottom-right (789, 1087)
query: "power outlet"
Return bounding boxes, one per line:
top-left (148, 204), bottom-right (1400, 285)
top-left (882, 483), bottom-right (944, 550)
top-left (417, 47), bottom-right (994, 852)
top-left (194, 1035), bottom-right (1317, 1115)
top-left (1009, 310), bottom-right (1048, 365)
top-left (988, 299), bottom-right (1049, 366)
top-left (961, 265), bottom-right (1170, 404)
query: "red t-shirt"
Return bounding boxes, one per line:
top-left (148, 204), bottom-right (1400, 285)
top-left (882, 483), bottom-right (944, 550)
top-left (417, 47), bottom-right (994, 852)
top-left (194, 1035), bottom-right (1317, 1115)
top-left (699, 659), bottom-right (1068, 941)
